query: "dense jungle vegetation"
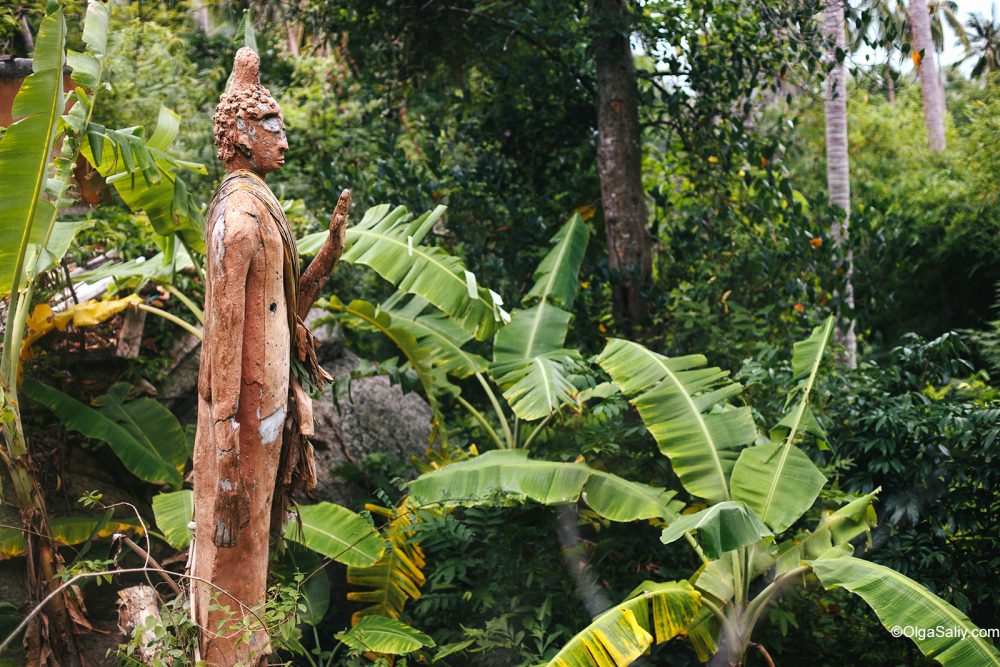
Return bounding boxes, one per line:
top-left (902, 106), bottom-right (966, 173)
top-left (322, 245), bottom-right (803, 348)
top-left (1, 1), bottom-right (999, 665)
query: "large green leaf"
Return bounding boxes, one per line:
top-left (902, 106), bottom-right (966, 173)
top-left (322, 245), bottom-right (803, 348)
top-left (284, 502), bottom-right (384, 567)
top-left (492, 350), bottom-right (581, 421)
top-left (491, 302), bottom-right (580, 420)
top-left (381, 296), bottom-right (488, 379)
top-left (336, 616), bottom-right (434, 656)
top-left (524, 213), bottom-right (590, 308)
top-left (494, 302), bottom-right (571, 362)
top-left (325, 296), bottom-right (441, 410)
top-left (0, 9), bottom-right (66, 295)
top-left (791, 490), bottom-right (879, 565)
top-left (23, 379), bottom-right (186, 489)
top-left (730, 442), bottom-right (826, 535)
top-left (408, 450), bottom-right (682, 522)
top-left (151, 490), bottom-right (194, 549)
top-left (811, 555), bottom-right (1000, 666)
top-left (730, 320), bottom-right (831, 534)
top-left (334, 204), bottom-right (506, 340)
top-left (81, 107), bottom-right (206, 252)
top-left (597, 339), bottom-right (756, 503)
top-left (660, 502), bottom-right (772, 560)
top-left (487, 213), bottom-right (590, 420)
top-left (546, 580), bottom-right (701, 667)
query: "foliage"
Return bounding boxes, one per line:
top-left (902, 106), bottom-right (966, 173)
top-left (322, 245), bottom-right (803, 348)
top-left (412, 322), bottom-right (1000, 665)
top-left (346, 498), bottom-right (429, 624)
top-left (335, 615), bottom-right (435, 656)
top-left (24, 379), bottom-right (187, 489)
top-left (4, 0), bottom-right (1000, 665)
top-left (284, 501), bottom-right (385, 567)
top-left (545, 581), bottom-right (702, 667)
top-left (822, 333), bottom-right (1000, 626)
top-left (785, 83), bottom-right (1000, 344)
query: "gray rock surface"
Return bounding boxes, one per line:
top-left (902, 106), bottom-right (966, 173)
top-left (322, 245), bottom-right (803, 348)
top-left (309, 348), bottom-right (432, 504)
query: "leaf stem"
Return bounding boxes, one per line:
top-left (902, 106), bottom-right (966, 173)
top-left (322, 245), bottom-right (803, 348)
top-left (455, 394), bottom-right (505, 450)
top-left (165, 283), bottom-right (204, 323)
top-left (475, 372), bottom-right (513, 448)
top-left (522, 413), bottom-right (554, 450)
top-left (137, 303), bottom-right (203, 339)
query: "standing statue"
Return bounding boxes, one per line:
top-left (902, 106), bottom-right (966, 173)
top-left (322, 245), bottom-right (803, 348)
top-left (193, 47), bottom-right (349, 665)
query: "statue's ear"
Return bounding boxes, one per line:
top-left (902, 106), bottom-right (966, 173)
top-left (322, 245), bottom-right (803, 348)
top-left (235, 118), bottom-right (254, 156)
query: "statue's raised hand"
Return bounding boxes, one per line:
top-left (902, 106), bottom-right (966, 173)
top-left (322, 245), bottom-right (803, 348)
top-left (297, 189), bottom-right (351, 318)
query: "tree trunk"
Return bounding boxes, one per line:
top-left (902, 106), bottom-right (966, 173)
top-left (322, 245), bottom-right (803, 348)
top-left (908, 0), bottom-right (947, 151)
top-left (588, 0), bottom-right (651, 327)
top-left (190, 0), bottom-right (210, 34)
top-left (553, 504), bottom-right (613, 618)
top-left (886, 59), bottom-right (896, 104)
top-left (823, 0), bottom-right (858, 369)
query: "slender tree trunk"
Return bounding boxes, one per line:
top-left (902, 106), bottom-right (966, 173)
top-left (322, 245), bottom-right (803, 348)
top-left (908, 0), bottom-right (947, 151)
top-left (190, 0), bottom-right (210, 34)
top-left (553, 504), bottom-right (613, 618)
top-left (2, 412), bottom-right (83, 665)
top-left (588, 0), bottom-right (651, 327)
top-left (823, 0), bottom-right (858, 369)
top-left (886, 58), bottom-right (896, 104)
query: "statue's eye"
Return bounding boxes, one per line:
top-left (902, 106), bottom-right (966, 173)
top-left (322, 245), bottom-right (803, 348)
top-left (261, 116), bottom-right (283, 133)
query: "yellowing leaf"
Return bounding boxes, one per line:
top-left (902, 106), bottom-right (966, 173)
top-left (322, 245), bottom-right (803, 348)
top-left (21, 294), bottom-right (143, 356)
top-left (0, 515), bottom-right (143, 560)
top-left (575, 204), bottom-right (596, 221)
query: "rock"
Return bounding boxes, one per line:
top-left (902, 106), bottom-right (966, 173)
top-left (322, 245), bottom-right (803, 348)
top-left (309, 349), bottom-right (432, 505)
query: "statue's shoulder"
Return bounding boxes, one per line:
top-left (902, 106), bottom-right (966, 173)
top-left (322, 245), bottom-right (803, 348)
top-left (216, 186), bottom-right (268, 227)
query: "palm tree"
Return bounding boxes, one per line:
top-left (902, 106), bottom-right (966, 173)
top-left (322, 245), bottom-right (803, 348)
top-left (823, 0), bottom-right (858, 369)
top-left (856, 1), bottom-right (965, 129)
top-left (963, 4), bottom-right (1000, 78)
top-left (909, 0), bottom-right (947, 150)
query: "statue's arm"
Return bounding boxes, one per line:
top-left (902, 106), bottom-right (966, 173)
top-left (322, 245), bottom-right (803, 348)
top-left (297, 189), bottom-right (350, 317)
top-left (207, 199), bottom-right (259, 547)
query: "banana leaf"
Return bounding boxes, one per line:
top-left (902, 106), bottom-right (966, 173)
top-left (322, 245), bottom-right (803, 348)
top-left (151, 489), bottom-right (194, 549)
top-left (408, 450), bottom-right (682, 522)
top-left (284, 502), bottom-right (384, 568)
top-left (336, 615), bottom-right (434, 656)
top-left (660, 502), bottom-right (772, 560)
top-left (0, 9), bottom-right (66, 295)
top-left (597, 339), bottom-right (756, 503)
top-left (811, 554), bottom-right (1000, 666)
top-left (524, 213), bottom-right (590, 308)
top-left (546, 580), bottom-right (701, 667)
top-left (23, 379), bottom-right (186, 489)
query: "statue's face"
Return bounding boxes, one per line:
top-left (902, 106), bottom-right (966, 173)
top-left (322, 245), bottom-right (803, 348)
top-left (237, 103), bottom-right (287, 175)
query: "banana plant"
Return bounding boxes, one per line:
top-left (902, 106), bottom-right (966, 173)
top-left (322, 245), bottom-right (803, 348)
top-left (0, 4), bottom-right (114, 660)
top-left (0, 4), bottom-right (208, 659)
top-left (406, 319), bottom-right (1000, 666)
top-left (315, 211), bottom-right (593, 450)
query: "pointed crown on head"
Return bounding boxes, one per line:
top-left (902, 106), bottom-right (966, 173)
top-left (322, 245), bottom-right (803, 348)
top-left (214, 47), bottom-right (282, 163)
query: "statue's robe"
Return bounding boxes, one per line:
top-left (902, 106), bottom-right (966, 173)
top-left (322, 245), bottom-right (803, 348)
top-left (193, 170), bottom-right (296, 665)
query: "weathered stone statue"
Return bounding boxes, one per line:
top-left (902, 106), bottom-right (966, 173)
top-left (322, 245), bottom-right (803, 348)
top-left (193, 47), bottom-right (348, 665)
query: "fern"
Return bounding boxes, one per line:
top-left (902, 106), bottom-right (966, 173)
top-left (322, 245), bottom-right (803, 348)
top-left (347, 497), bottom-right (430, 624)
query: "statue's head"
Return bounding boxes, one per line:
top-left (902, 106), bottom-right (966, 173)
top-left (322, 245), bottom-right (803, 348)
top-left (214, 48), bottom-right (287, 176)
